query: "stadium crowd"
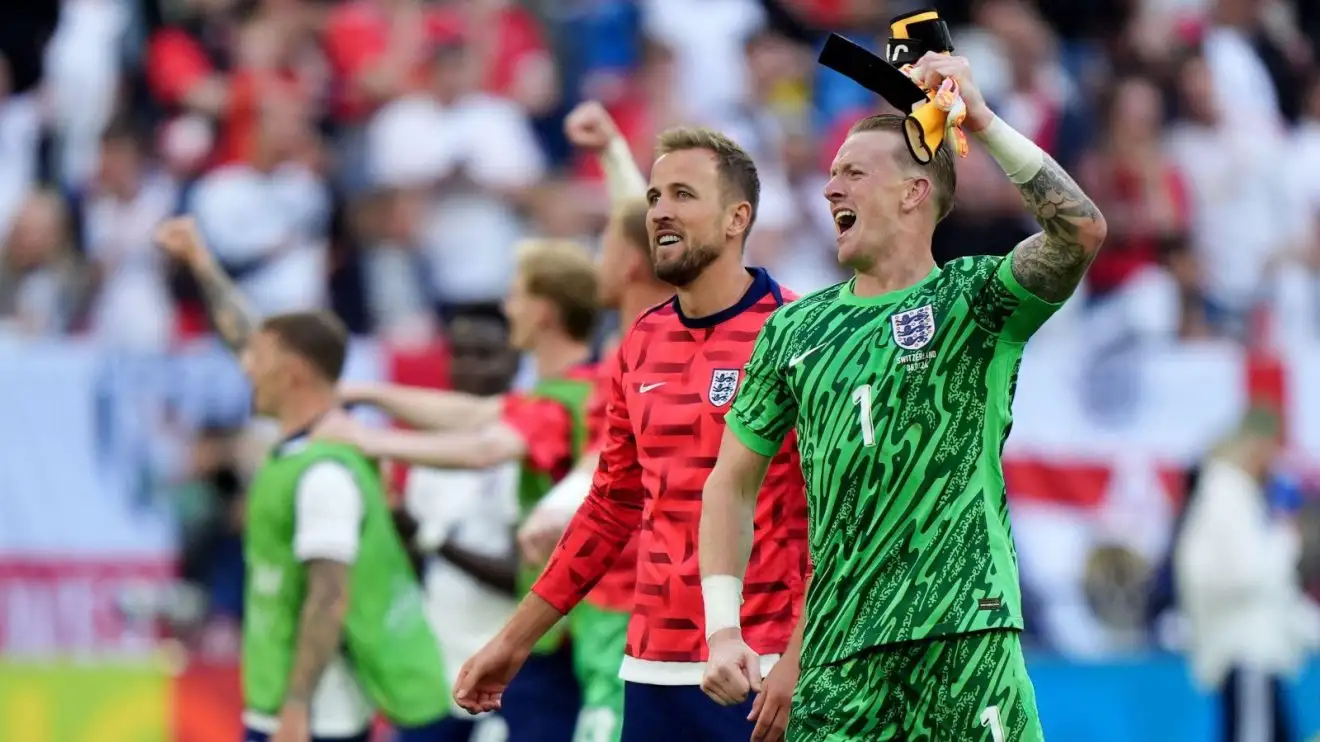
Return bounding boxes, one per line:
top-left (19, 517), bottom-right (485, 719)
top-left (2, 2), bottom-right (1320, 738)
top-left (2, 0), bottom-right (1320, 348)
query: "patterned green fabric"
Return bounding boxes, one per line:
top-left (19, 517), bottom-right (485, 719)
top-left (788, 629), bottom-right (1044, 741)
top-left (727, 254), bottom-right (1062, 669)
top-left (568, 601), bottom-right (629, 742)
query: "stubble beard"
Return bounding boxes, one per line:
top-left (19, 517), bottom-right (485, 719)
top-left (653, 241), bottom-right (721, 288)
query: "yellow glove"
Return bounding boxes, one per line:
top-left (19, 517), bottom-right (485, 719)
top-left (899, 68), bottom-right (969, 164)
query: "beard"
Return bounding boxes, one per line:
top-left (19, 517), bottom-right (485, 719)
top-left (653, 241), bottom-right (720, 287)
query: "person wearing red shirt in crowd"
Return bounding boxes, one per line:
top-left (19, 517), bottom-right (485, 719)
top-left (322, 0), bottom-right (557, 123)
top-left (325, 240), bottom-right (603, 742)
top-left (147, 12), bottom-right (313, 168)
top-left (454, 127), bottom-right (810, 742)
top-left (1077, 76), bottom-right (1191, 298)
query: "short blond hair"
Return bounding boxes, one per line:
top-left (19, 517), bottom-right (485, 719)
top-left (515, 239), bottom-right (600, 342)
top-left (654, 127), bottom-right (760, 234)
top-left (612, 198), bottom-right (650, 253)
top-left (848, 114), bottom-right (957, 222)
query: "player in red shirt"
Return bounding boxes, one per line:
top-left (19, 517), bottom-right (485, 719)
top-left (454, 126), bottom-right (810, 742)
top-left (516, 104), bottom-right (676, 741)
top-left (327, 239), bottom-right (602, 742)
top-left (518, 101), bottom-right (671, 576)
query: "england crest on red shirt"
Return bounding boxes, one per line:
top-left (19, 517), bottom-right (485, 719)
top-left (709, 368), bottom-right (740, 407)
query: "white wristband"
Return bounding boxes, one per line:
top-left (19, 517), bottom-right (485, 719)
top-left (702, 575), bottom-right (744, 639)
top-left (973, 116), bottom-right (1044, 185)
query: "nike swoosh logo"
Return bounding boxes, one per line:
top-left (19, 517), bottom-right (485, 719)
top-left (788, 345), bottom-right (825, 368)
top-left (639, 382), bottom-right (666, 393)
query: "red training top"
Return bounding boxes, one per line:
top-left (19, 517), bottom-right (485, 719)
top-left (533, 269), bottom-right (809, 685)
top-left (580, 343), bottom-right (637, 613)
top-left (501, 363), bottom-right (633, 612)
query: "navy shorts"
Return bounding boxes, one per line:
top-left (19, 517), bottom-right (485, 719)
top-left (620, 683), bottom-right (756, 742)
top-left (500, 644), bottom-right (580, 742)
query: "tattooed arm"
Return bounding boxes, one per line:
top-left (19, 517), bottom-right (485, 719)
top-left (903, 53), bottom-right (1108, 304)
top-left (286, 559), bottom-right (351, 704)
top-left (1009, 154), bottom-right (1109, 303)
top-left (154, 217), bottom-right (259, 354)
top-left (284, 461), bottom-right (363, 709)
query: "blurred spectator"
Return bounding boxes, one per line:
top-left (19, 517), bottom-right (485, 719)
top-left (730, 29), bottom-right (842, 290)
top-left (44, 0), bottom-right (129, 188)
top-left (364, 37), bottom-right (544, 325)
top-left (1175, 408), bottom-right (1320, 742)
top-left (640, 0), bottom-right (767, 126)
top-left (147, 2), bottom-right (324, 170)
top-left (1271, 76), bottom-right (1320, 344)
top-left (1166, 48), bottom-right (1301, 337)
top-left (0, 56), bottom-right (43, 245)
top-left (80, 120), bottom-right (180, 351)
top-left (1078, 76), bottom-right (1198, 339)
top-left (324, 0), bottom-right (557, 125)
top-left (176, 424), bottom-right (247, 624)
top-left (190, 94), bottom-right (331, 316)
top-left (323, 0), bottom-right (433, 123)
top-left (0, 190), bottom-right (91, 336)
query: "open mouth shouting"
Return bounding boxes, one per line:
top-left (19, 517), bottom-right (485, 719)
top-left (833, 208), bottom-right (857, 238)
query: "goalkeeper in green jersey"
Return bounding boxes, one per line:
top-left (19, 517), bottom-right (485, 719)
top-left (155, 218), bottom-right (450, 742)
top-left (697, 52), bottom-right (1107, 741)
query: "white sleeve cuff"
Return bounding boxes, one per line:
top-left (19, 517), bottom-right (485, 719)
top-left (294, 462), bottom-right (364, 563)
top-left (537, 468), bottom-right (593, 516)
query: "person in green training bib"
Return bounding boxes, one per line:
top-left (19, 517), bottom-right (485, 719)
top-left (698, 52), bottom-right (1108, 742)
top-left (327, 239), bottom-right (628, 742)
top-left (154, 217), bottom-right (450, 742)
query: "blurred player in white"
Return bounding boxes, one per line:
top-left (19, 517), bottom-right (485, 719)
top-left (401, 315), bottom-right (523, 742)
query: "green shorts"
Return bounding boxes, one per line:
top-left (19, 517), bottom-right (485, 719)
top-left (568, 601), bottom-right (630, 742)
top-left (788, 629), bottom-right (1044, 742)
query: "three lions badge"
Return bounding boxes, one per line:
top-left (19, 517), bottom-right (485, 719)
top-left (891, 305), bottom-right (936, 350)
top-left (709, 369), bottom-right (740, 407)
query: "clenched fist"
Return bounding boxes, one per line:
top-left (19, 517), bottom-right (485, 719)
top-left (564, 100), bottom-right (619, 152)
top-left (905, 52), bottom-right (993, 131)
top-left (154, 217), bottom-right (208, 266)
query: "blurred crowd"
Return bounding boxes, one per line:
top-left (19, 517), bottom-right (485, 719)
top-left (4, 0), bottom-right (1320, 656)
top-left (2, 0), bottom-right (1319, 351)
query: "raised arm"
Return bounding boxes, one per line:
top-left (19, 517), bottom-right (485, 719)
top-left (999, 145), bottom-right (1107, 302)
top-left (564, 100), bottom-right (646, 207)
top-left (155, 216), bottom-right (259, 354)
top-left (908, 53), bottom-right (1107, 303)
top-left (339, 382), bottom-right (504, 432)
top-left (343, 423), bottom-right (526, 470)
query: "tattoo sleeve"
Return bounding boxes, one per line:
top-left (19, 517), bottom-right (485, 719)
top-left (285, 559), bottom-right (350, 704)
top-left (192, 256), bottom-right (259, 353)
top-left (1009, 154), bottom-right (1107, 303)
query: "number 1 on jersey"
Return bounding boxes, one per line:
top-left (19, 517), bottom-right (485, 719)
top-left (980, 705), bottom-right (1005, 742)
top-left (851, 384), bottom-right (877, 447)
